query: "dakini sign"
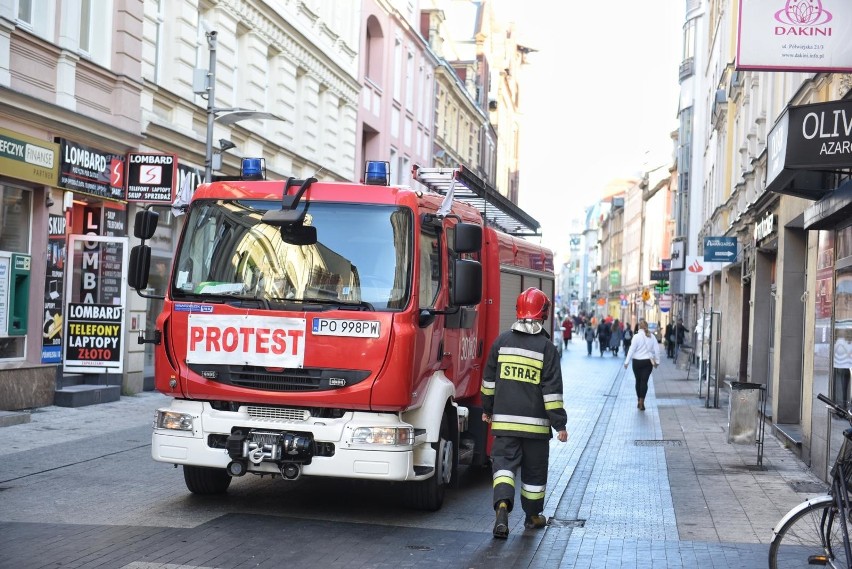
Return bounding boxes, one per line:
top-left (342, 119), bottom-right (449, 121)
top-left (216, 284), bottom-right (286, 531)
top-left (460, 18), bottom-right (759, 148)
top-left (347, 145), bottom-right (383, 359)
top-left (737, 0), bottom-right (852, 72)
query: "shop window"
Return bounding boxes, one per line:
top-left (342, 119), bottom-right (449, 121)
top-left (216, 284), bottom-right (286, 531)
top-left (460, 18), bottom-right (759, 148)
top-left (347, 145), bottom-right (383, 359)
top-left (833, 269), bottom-right (852, 410)
top-left (0, 184), bottom-right (32, 360)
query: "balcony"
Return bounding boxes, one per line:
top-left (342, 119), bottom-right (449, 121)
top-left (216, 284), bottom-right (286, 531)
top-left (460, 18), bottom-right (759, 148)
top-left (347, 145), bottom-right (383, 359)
top-left (679, 57), bottom-right (694, 81)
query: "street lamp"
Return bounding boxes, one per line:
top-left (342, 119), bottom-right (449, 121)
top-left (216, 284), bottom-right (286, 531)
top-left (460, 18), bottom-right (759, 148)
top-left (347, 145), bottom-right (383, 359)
top-left (196, 31), bottom-right (285, 182)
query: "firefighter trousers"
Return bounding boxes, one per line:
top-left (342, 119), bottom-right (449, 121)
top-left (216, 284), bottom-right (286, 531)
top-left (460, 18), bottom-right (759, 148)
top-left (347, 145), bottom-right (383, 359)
top-left (491, 436), bottom-right (549, 515)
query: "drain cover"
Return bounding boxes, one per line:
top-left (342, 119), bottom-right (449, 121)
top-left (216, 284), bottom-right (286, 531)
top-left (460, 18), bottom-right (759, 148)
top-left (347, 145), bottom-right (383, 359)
top-left (548, 518), bottom-right (586, 528)
top-left (789, 480), bottom-right (828, 494)
top-left (634, 439), bottom-right (683, 447)
top-left (406, 545), bottom-right (433, 551)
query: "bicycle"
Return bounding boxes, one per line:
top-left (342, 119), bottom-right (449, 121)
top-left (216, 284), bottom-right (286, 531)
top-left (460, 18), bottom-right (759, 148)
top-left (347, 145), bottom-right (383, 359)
top-left (769, 393), bottom-right (852, 568)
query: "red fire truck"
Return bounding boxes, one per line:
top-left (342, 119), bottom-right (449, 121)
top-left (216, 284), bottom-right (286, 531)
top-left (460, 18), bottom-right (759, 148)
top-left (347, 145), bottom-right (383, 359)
top-left (129, 160), bottom-right (554, 510)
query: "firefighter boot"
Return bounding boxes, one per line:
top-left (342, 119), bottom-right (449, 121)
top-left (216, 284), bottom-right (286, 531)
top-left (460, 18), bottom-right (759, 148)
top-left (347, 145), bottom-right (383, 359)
top-left (493, 501), bottom-right (509, 539)
top-left (524, 514), bottom-right (548, 530)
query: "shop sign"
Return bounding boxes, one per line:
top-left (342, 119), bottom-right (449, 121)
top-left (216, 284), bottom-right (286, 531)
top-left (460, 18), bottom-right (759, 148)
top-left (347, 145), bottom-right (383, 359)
top-left (126, 153), bottom-right (178, 203)
top-left (703, 236), bottom-right (737, 262)
top-left (754, 212), bottom-right (776, 242)
top-left (737, 0), bottom-right (852, 72)
top-left (64, 303), bottom-right (123, 371)
top-left (42, 214), bottom-right (66, 363)
top-left (670, 240), bottom-right (685, 271)
top-left (58, 138), bottom-right (125, 201)
top-left (0, 127), bottom-right (59, 185)
top-left (609, 270), bottom-right (621, 286)
top-left (767, 99), bottom-right (852, 197)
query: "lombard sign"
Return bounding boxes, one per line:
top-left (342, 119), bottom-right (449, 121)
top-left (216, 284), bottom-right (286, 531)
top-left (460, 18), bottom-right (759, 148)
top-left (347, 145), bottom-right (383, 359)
top-left (766, 99), bottom-right (852, 198)
top-left (126, 153), bottom-right (177, 203)
top-left (737, 0), bottom-right (852, 72)
top-left (58, 139), bottom-right (125, 201)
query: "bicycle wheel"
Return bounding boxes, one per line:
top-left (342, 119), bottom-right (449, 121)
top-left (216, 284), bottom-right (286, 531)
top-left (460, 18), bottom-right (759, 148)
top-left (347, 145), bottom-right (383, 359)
top-left (769, 495), bottom-right (850, 568)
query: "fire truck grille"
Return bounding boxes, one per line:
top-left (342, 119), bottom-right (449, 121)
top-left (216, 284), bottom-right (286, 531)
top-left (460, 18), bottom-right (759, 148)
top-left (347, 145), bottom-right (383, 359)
top-left (188, 365), bottom-right (371, 392)
top-left (246, 406), bottom-right (310, 421)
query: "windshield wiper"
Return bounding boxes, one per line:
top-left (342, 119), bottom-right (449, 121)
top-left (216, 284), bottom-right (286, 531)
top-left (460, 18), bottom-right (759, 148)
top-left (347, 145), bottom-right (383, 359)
top-left (266, 297), bottom-right (375, 311)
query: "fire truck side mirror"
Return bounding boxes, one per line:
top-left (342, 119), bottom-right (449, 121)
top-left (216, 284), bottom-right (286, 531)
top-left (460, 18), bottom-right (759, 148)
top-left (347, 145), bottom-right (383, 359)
top-left (452, 259), bottom-right (482, 306)
top-left (129, 245), bottom-right (151, 290)
top-left (133, 209), bottom-right (160, 240)
top-left (453, 223), bottom-right (482, 254)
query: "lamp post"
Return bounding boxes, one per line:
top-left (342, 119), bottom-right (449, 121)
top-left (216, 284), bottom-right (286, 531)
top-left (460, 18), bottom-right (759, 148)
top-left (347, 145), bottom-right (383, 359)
top-left (199, 30), bottom-right (285, 183)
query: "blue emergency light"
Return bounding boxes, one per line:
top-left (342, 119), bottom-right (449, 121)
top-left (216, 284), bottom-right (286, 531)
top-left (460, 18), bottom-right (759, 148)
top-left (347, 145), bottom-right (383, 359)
top-left (364, 161), bottom-right (390, 186)
top-left (241, 157), bottom-right (265, 180)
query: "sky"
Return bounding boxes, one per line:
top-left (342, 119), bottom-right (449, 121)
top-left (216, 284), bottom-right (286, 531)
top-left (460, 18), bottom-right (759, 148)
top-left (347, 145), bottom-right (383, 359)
top-left (507, 1), bottom-right (686, 252)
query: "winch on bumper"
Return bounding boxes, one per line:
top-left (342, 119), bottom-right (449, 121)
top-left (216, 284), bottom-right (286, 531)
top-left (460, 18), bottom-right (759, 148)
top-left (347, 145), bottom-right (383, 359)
top-left (225, 429), bottom-right (314, 480)
top-left (151, 400), bottom-right (427, 481)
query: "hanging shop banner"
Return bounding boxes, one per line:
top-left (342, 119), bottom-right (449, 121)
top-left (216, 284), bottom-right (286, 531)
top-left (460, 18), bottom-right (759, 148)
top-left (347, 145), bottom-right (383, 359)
top-left (63, 303), bottom-right (123, 372)
top-left (58, 138), bottom-right (125, 201)
top-left (126, 153), bottom-right (178, 203)
top-left (42, 214), bottom-right (67, 363)
top-left (0, 127), bottom-right (59, 185)
top-left (737, 0), bottom-right (852, 72)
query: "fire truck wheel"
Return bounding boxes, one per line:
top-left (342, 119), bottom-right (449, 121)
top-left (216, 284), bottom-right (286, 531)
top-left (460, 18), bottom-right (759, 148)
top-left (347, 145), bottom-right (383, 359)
top-left (183, 465), bottom-right (232, 495)
top-left (402, 412), bottom-right (452, 511)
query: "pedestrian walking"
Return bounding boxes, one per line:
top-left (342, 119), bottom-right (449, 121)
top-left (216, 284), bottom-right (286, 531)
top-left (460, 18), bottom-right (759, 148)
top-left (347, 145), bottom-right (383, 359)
top-left (673, 317), bottom-right (687, 361)
top-left (597, 319), bottom-right (611, 357)
top-left (609, 319), bottom-right (622, 356)
top-left (481, 288), bottom-right (568, 539)
top-left (561, 314), bottom-right (573, 349)
top-left (664, 321), bottom-right (675, 359)
top-left (584, 324), bottom-right (596, 356)
top-left (623, 318), bottom-right (662, 411)
top-left (622, 322), bottom-right (633, 353)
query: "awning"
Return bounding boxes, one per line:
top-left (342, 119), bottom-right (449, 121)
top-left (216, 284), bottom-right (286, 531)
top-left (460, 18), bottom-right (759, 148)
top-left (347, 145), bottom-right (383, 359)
top-left (803, 179), bottom-right (852, 230)
top-left (766, 99), bottom-right (852, 200)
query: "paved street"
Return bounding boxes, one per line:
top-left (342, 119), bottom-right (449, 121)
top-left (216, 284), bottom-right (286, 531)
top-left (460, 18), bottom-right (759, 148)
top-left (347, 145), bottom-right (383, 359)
top-left (0, 336), bottom-right (828, 568)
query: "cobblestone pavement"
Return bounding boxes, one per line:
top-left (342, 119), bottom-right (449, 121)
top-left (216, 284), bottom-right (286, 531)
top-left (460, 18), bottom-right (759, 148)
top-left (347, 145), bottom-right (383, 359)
top-left (0, 336), bottom-right (826, 568)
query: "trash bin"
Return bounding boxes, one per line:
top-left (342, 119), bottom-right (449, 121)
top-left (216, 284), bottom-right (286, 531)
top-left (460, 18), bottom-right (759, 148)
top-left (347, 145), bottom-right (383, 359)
top-left (728, 382), bottom-right (762, 444)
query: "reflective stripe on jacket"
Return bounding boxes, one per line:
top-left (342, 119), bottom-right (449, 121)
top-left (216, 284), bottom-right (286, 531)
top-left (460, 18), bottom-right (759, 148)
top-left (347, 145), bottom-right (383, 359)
top-left (481, 328), bottom-right (567, 439)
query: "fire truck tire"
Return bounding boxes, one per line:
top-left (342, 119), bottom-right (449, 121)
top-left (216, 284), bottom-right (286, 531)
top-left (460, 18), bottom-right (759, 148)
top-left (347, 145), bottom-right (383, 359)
top-left (402, 412), bottom-right (452, 511)
top-left (183, 465), bottom-right (232, 495)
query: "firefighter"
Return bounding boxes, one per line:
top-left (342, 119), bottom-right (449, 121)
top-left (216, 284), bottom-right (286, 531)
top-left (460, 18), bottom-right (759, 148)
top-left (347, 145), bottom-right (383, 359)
top-left (481, 287), bottom-right (569, 539)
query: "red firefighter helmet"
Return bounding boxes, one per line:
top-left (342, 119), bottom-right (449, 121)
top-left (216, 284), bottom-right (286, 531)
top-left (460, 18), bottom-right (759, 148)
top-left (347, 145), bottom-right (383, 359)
top-left (516, 288), bottom-right (550, 321)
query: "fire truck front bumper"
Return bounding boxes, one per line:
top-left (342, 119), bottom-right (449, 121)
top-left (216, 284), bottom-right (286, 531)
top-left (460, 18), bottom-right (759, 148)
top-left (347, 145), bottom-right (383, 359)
top-left (151, 400), bottom-right (431, 481)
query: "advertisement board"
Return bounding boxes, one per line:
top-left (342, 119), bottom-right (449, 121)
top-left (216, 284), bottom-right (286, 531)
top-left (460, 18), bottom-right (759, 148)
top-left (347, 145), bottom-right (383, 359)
top-left (737, 0), bottom-right (852, 72)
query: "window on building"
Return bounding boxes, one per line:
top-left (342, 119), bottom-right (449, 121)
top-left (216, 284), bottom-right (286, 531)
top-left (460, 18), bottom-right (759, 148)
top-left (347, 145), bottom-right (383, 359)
top-left (151, 0), bottom-right (166, 84)
top-left (79, 0), bottom-right (113, 68)
top-left (16, 0), bottom-right (53, 40)
top-left (405, 51), bottom-right (414, 109)
top-left (393, 39), bottom-right (403, 102)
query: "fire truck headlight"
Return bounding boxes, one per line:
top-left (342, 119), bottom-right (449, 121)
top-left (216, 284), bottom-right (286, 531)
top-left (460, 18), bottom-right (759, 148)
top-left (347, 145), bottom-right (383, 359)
top-left (351, 426), bottom-right (413, 446)
top-left (155, 410), bottom-right (194, 431)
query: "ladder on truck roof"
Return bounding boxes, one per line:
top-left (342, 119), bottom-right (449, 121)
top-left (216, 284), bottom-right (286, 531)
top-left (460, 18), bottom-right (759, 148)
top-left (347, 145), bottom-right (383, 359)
top-left (412, 165), bottom-right (541, 237)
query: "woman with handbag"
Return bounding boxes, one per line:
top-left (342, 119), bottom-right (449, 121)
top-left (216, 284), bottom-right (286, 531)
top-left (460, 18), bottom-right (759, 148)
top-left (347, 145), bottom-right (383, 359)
top-left (623, 319), bottom-right (662, 411)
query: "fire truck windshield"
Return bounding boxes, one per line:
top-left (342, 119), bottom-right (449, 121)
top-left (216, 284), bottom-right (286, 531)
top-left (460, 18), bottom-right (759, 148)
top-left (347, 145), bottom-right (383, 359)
top-left (172, 200), bottom-right (413, 310)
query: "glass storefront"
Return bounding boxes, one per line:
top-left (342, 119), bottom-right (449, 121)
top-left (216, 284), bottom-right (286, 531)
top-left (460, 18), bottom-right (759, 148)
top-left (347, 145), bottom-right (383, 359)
top-left (0, 184), bottom-right (32, 360)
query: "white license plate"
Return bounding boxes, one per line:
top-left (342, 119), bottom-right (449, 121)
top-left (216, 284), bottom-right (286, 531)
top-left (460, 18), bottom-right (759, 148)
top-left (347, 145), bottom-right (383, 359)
top-left (312, 318), bottom-right (380, 338)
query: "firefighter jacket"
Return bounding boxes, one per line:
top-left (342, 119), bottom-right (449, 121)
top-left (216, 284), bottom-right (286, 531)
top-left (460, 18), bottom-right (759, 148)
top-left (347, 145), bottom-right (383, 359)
top-left (481, 327), bottom-right (567, 439)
